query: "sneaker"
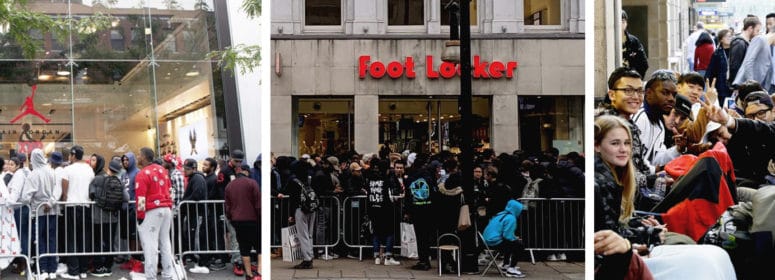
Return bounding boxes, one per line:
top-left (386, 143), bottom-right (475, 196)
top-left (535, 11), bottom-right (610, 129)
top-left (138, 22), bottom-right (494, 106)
top-left (90, 267), bottom-right (112, 278)
top-left (130, 260), bottom-right (144, 273)
top-left (500, 264), bottom-right (520, 271)
top-left (293, 260), bottom-right (313, 269)
top-left (558, 253), bottom-right (567, 261)
top-left (383, 257), bottom-right (400, 266)
top-left (374, 257), bottom-right (381, 265)
top-left (120, 259), bottom-right (134, 270)
top-left (319, 254), bottom-right (334, 261)
top-left (33, 272), bottom-right (49, 280)
top-left (49, 272), bottom-right (58, 279)
top-left (547, 254), bottom-right (558, 261)
top-left (57, 264), bottom-right (68, 274)
top-left (209, 260), bottom-right (227, 271)
top-left (189, 265), bottom-right (210, 274)
top-left (60, 274), bottom-right (80, 280)
top-left (505, 267), bottom-right (526, 278)
top-left (129, 271), bottom-right (146, 280)
top-left (79, 273), bottom-right (88, 278)
top-left (346, 253), bottom-right (359, 260)
top-left (410, 262), bottom-right (430, 271)
top-left (233, 263), bottom-right (245, 276)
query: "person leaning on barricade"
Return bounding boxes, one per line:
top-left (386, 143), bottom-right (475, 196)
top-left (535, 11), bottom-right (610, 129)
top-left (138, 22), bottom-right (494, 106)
top-left (594, 115), bottom-right (736, 279)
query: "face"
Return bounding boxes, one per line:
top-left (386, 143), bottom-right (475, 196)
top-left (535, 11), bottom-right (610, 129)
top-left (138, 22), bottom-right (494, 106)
top-left (352, 169), bottom-right (362, 177)
top-left (7, 160), bottom-right (17, 172)
top-left (747, 24), bottom-right (762, 38)
top-left (664, 109), bottom-right (688, 131)
top-left (768, 18), bottom-right (775, 34)
top-left (122, 157), bottom-right (129, 168)
top-left (608, 77), bottom-right (644, 116)
top-left (202, 160), bottom-right (214, 173)
top-left (721, 33), bottom-right (732, 47)
top-left (622, 19), bottom-right (628, 32)
top-left (3, 160), bottom-right (8, 172)
top-left (184, 167), bottom-right (194, 177)
top-left (677, 82), bottom-right (703, 104)
top-left (595, 127), bottom-right (632, 168)
top-left (744, 103), bottom-right (773, 121)
top-left (230, 158), bottom-right (243, 168)
top-left (90, 156), bottom-right (98, 169)
top-left (394, 163), bottom-right (405, 176)
top-left (646, 80), bottom-right (677, 115)
top-left (473, 167), bottom-right (483, 179)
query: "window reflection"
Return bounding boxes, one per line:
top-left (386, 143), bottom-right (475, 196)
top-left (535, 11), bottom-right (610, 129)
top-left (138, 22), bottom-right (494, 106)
top-left (524, 0), bottom-right (561, 26)
top-left (305, 0), bottom-right (341, 26)
top-left (388, 0), bottom-right (424, 26)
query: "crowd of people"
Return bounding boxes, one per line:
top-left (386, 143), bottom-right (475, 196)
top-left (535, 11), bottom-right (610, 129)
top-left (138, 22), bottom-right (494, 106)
top-left (271, 145), bottom-right (584, 277)
top-left (0, 147), bottom-right (260, 280)
top-left (595, 12), bottom-right (775, 279)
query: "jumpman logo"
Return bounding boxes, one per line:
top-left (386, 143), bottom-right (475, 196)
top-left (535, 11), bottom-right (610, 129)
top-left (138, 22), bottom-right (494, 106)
top-left (10, 85), bottom-right (50, 124)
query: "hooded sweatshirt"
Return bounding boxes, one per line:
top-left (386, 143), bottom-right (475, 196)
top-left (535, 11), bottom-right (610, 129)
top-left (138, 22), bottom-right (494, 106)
top-left (20, 149), bottom-right (58, 216)
top-left (483, 199), bottom-right (524, 247)
top-left (122, 152), bottom-right (139, 210)
top-left (92, 154), bottom-right (106, 176)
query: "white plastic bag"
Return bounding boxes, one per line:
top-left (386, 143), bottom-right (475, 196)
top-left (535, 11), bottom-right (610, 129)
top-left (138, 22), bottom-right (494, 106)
top-left (282, 226), bottom-right (302, 262)
top-left (400, 222), bottom-right (418, 259)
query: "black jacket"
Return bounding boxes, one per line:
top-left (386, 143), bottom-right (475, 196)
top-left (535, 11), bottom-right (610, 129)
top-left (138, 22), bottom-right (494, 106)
top-left (727, 119), bottom-right (775, 187)
top-left (728, 36), bottom-right (749, 89)
top-left (622, 32), bottom-right (649, 77)
top-left (204, 172), bottom-right (217, 200)
top-left (183, 172), bottom-right (208, 201)
top-left (705, 46), bottom-right (732, 102)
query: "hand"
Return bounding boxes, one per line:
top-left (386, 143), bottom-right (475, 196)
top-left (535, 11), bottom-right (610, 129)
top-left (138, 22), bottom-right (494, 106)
top-left (706, 99), bottom-right (730, 124)
top-left (640, 216), bottom-right (661, 227)
top-left (728, 109), bottom-right (741, 119)
top-left (705, 78), bottom-right (718, 105)
top-left (288, 216), bottom-right (295, 224)
top-left (632, 243), bottom-right (650, 256)
top-left (277, 193), bottom-right (285, 199)
top-left (594, 230), bottom-right (630, 256)
top-left (673, 133), bottom-right (687, 153)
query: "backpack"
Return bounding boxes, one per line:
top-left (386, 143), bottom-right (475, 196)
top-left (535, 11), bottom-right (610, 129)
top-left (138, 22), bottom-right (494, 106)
top-left (96, 175), bottom-right (124, 212)
top-left (521, 178), bottom-right (542, 208)
top-left (296, 178), bottom-right (319, 214)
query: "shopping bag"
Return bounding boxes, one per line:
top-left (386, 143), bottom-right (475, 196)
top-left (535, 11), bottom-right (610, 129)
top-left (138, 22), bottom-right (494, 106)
top-left (171, 259), bottom-right (187, 280)
top-left (400, 222), bottom-right (418, 259)
top-left (458, 204), bottom-right (472, 231)
top-left (281, 226), bottom-right (302, 262)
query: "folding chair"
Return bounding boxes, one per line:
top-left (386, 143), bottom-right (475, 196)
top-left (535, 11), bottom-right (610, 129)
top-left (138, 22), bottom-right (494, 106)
top-left (478, 231), bottom-right (505, 277)
top-left (437, 233), bottom-right (461, 277)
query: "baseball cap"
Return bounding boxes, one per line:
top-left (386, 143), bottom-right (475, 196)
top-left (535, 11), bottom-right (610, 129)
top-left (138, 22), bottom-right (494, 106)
top-left (744, 91), bottom-right (773, 110)
top-left (231, 149), bottom-right (245, 162)
top-left (109, 159), bottom-right (122, 173)
top-left (327, 156), bottom-right (340, 171)
top-left (350, 162), bottom-right (362, 171)
top-left (674, 94), bottom-right (694, 121)
top-left (240, 163), bottom-right (251, 173)
top-left (183, 158), bottom-right (197, 170)
top-left (49, 152), bottom-right (63, 165)
top-left (70, 145), bottom-right (84, 159)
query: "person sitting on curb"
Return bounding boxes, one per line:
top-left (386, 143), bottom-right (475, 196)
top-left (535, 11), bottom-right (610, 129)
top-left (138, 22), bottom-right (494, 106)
top-left (483, 199), bottom-right (526, 278)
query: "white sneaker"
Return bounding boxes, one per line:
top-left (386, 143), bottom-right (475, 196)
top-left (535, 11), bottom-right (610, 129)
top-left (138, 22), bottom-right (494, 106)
top-left (189, 265), bottom-right (210, 274)
top-left (34, 272), bottom-right (49, 280)
top-left (383, 257), bottom-right (400, 266)
top-left (505, 267), bottom-right (526, 278)
top-left (558, 253), bottom-right (567, 261)
top-left (56, 264), bottom-right (67, 275)
top-left (59, 274), bottom-right (79, 280)
top-left (547, 254), bottom-right (558, 261)
top-left (374, 257), bottom-right (382, 265)
top-left (319, 254), bottom-right (334, 261)
top-left (80, 273), bottom-right (88, 278)
top-left (129, 271), bottom-right (146, 280)
top-left (49, 272), bottom-right (58, 279)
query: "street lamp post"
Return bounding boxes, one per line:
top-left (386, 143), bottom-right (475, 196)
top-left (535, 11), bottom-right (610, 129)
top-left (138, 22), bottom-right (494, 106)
top-left (444, 0), bottom-right (473, 200)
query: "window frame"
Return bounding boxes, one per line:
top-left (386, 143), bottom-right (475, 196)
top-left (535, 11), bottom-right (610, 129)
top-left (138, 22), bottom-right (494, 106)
top-left (522, 0), bottom-right (567, 32)
top-left (385, 0), bottom-right (428, 33)
top-left (302, 0), bottom-right (346, 33)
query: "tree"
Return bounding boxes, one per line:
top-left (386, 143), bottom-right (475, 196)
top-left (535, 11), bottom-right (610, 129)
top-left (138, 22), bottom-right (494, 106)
top-left (207, 0), bottom-right (261, 75)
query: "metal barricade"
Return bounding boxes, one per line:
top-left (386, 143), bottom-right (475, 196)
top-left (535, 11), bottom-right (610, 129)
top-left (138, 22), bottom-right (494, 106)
top-left (270, 196), bottom-right (342, 256)
top-left (270, 196), bottom-right (293, 249)
top-left (341, 195), bottom-right (404, 260)
top-left (517, 198), bottom-right (585, 264)
top-left (0, 203), bottom-right (32, 280)
top-left (175, 200), bottom-right (241, 266)
top-left (34, 201), bottom-right (145, 277)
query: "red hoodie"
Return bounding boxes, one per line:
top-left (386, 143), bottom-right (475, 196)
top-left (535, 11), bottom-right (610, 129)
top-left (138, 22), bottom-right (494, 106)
top-left (135, 163), bottom-right (173, 219)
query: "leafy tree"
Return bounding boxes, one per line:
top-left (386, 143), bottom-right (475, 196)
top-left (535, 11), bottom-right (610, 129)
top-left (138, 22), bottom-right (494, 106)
top-left (207, 0), bottom-right (260, 75)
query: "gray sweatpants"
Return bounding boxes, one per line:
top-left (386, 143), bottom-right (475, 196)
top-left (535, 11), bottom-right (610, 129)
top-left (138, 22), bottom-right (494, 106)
top-left (295, 208), bottom-right (317, 261)
top-left (138, 207), bottom-right (174, 280)
top-left (226, 219), bottom-right (241, 264)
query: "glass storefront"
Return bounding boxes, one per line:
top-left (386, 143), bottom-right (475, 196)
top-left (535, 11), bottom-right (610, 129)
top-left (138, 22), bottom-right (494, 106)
top-left (518, 96), bottom-right (583, 155)
top-left (294, 98), bottom-right (354, 157)
top-left (378, 97), bottom-right (491, 154)
top-left (0, 0), bottom-right (226, 160)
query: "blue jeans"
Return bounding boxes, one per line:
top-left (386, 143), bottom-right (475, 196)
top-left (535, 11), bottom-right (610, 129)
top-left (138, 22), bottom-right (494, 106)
top-left (14, 206), bottom-right (29, 255)
top-left (372, 234), bottom-right (395, 257)
top-left (36, 215), bottom-right (58, 273)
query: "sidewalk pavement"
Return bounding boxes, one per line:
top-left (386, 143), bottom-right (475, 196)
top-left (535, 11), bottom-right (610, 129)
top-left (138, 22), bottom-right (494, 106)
top-left (271, 257), bottom-right (585, 279)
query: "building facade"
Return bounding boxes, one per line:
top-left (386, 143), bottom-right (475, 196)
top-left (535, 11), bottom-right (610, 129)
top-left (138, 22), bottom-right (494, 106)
top-left (271, 0), bottom-right (585, 157)
top-left (0, 0), bottom-right (259, 162)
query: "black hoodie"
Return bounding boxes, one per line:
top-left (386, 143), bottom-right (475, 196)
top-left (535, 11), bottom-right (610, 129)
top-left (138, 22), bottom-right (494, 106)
top-left (92, 154), bottom-right (106, 176)
top-left (728, 36), bottom-right (750, 88)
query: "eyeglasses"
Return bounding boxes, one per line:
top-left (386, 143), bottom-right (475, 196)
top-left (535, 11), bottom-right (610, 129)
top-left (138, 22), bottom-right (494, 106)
top-left (745, 108), bottom-right (770, 119)
top-left (612, 87), bottom-right (645, 97)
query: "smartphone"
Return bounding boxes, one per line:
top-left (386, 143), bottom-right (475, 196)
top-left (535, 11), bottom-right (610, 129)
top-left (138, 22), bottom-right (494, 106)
top-left (724, 97), bottom-right (736, 110)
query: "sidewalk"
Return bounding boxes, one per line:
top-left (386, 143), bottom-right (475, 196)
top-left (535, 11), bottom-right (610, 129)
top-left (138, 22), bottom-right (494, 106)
top-left (271, 257), bottom-right (585, 279)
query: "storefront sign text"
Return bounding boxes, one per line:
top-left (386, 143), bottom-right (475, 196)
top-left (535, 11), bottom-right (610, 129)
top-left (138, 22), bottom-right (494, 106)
top-left (358, 55), bottom-right (518, 80)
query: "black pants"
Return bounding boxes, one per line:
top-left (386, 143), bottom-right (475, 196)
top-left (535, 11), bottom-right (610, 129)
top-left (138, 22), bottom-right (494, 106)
top-left (413, 211), bottom-right (435, 264)
top-left (497, 239), bottom-right (524, 267)
top-left (66, 206), bottom-right (91, 275)
top-left (232, 221), bottom-right (259, 257)
top-left (91, 222), bottom-right (117, 270)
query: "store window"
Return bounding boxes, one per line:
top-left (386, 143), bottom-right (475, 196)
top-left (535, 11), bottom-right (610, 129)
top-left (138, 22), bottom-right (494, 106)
top-left (0, 0), bottom-right (226, 161)
top-left (388, 0), bottom-right (424, 26)
top-left (305, 0), bottom-right (341, 26)
top-left (440, 0), bottom-right (477, 26)
top-left (524, 0), bottom-right (561, 26)
top-left (295, 98), bottom-right (354, 156)
top-left (518, 96), bottom-right (583, 155)
top-left (378, 97), bottom-right (490, 154)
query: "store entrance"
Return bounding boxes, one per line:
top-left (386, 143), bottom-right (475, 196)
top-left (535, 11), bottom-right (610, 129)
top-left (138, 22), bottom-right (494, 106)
top-left (378, 97), bottom-right (491, 154)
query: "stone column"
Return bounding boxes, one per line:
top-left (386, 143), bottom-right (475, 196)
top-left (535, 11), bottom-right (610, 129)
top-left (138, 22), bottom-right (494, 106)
top-left (491, 95), bottom-right (519, 154)
top-left (272, 96), bottom-right (294, 156)
top-left (354, 95), bottom-right (379, 154)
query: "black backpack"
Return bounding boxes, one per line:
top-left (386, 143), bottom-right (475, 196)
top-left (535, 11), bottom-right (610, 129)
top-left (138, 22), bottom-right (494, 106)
top-left (96, 175), bottom-right (124, 212)
top-left (296, 178), bottom-right (319, 214)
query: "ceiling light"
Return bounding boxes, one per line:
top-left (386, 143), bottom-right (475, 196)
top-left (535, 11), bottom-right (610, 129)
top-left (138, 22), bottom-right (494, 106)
top-left (57, 70), bottom-right (70, 76)
top-left (38, 74), bottom-right (52, 81)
